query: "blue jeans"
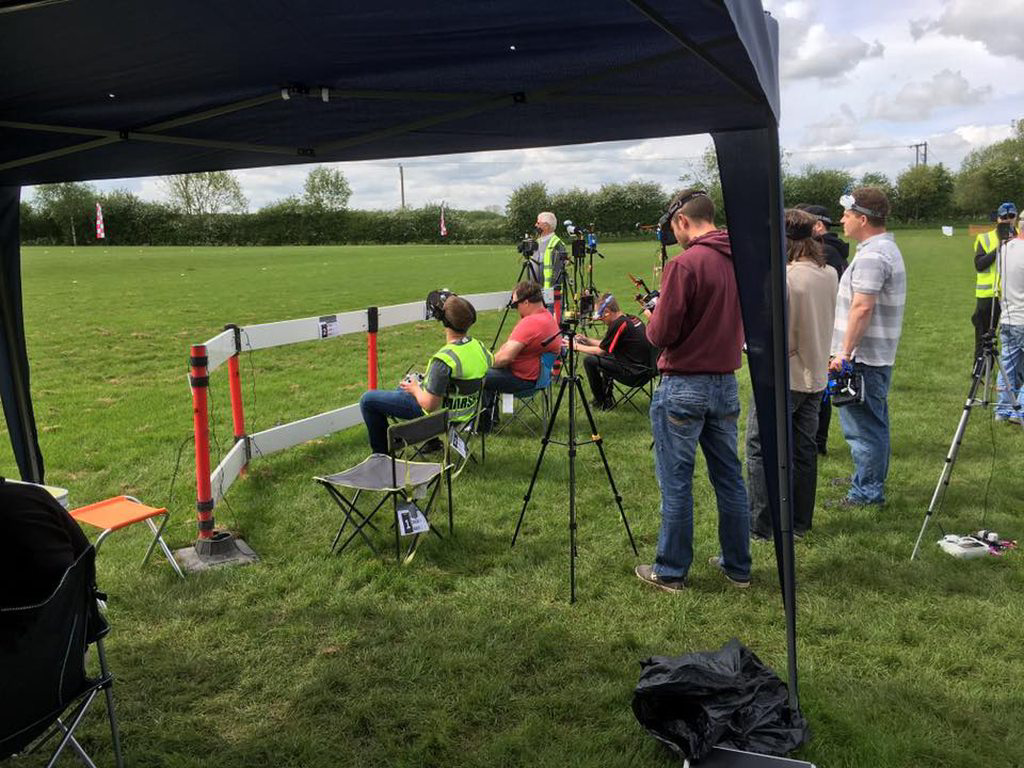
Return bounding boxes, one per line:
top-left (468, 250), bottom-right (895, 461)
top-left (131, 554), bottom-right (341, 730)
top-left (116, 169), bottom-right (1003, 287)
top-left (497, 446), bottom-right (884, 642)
top-left (995, 324), bottom-right (1024, 420)
top-left (837, 363), bottom-right (892, 504)
top-left (359, 389), bottom-right (424, 454)
top-left (483, 367), bottom-right (537, 394)
top-left (650, 374), bottom-right (751, 581)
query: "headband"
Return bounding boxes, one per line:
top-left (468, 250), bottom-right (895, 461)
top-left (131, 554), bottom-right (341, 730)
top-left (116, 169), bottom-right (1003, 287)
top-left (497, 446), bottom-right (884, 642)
top-left (839, 193), bottom-right (884, 220)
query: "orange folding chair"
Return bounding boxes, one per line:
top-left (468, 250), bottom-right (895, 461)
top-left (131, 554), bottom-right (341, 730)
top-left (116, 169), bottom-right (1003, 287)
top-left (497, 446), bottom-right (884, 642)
top-left (70, 495), bottom-right (184, 578)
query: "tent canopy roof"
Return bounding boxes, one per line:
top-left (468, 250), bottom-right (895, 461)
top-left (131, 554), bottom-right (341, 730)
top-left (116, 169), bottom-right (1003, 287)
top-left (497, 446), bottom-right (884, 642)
top-left (0, 0), bottom-right (778, 186)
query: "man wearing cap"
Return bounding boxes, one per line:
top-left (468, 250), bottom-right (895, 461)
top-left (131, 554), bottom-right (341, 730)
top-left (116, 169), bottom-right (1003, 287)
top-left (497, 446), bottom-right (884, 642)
top-left (575, 293), bottom-right (656, 410)
top-left (796, 203), bottom-right (849, 455)
top-left (995, 220), bottom-right (1024, 425)
top-left (829, 187), bottom-right (906, 507)
top-left (973, 202), bottom-right (1018, 362)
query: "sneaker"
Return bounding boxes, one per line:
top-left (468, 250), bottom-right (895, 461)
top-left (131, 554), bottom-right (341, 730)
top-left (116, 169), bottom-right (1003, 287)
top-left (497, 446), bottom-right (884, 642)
top-left (750, 530), bottom-right (772, 542)
top-left (634, 564), bottom-right (687, 593)
top-left (708, 556), bottom-right (751, 588)
top-left (829, 476), bottom-right (852, 488)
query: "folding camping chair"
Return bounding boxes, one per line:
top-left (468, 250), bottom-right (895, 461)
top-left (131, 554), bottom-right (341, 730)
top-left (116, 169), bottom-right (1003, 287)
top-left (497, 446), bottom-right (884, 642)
top-left (70, 495), bottom-right (185, 578)
top-left (315, 410), bottom-right (455, 563)
top-left (493, 352), bottom-right (555, 436)
top-left (0, 545), bottom-right (124, 768)
top-left (608, 345), bottom-right (661, 414)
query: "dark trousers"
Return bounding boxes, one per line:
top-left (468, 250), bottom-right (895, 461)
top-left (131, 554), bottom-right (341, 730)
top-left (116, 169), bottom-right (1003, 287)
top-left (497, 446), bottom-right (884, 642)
top-left (816, 397), bottom-right (832, 453)
top-left (747, 390), bottom-right (822, 537)
top-left (973, 297), bottom-right (1001, 361)
top-left (583, 354), bottom-right (646, 404)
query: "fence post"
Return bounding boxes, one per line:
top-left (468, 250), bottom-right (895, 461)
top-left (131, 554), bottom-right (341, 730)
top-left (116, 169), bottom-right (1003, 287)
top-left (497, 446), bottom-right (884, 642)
top-left (189, 344), bottom-right (214, 540)
top-left (367, 306), bottom-right (379, 390)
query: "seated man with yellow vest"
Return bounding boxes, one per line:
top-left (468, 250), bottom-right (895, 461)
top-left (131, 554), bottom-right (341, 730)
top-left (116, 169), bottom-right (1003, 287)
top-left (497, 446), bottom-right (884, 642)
top-left (359, 295), bottom-right (492, 454)
top-left (973, 201), bottom-right (1018, 361)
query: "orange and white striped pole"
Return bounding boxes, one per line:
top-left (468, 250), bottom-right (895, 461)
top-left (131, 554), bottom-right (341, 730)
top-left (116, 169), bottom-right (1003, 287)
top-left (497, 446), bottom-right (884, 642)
top-left (189, 344), bottom-right (214, 540)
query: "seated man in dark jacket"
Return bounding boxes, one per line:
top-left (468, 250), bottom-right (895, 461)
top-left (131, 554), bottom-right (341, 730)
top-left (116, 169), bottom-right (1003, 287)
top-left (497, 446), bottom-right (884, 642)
top-left (575, 293), bottom-right (656, 410)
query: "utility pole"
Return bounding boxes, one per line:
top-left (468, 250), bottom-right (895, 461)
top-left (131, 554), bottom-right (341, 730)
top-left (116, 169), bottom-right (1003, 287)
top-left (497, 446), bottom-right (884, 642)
top-left (69, 215), bottom-right (77, 246)
top-left (399, 164), bottom-right (405, 209)
top-left (909, 141), bottom-right (928, 167)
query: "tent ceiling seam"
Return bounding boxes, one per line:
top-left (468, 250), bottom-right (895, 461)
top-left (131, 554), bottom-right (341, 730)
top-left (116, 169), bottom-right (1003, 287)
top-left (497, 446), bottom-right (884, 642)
top-left (623, 0), bottom-right (763, 105)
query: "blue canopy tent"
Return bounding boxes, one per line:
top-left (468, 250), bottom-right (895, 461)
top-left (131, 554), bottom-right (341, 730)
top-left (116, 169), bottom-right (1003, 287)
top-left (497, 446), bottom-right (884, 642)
top-left (0, 0), bottom-right (801, 730)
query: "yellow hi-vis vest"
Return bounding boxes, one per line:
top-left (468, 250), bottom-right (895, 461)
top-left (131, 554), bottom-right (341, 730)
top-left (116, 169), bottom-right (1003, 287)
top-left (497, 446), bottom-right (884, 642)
top-left (427, 338), bottom-right (492, 424)
top-left (974, 229), bottom-right (999, 298)
top-left (542, 234), bottom-right (563, 290)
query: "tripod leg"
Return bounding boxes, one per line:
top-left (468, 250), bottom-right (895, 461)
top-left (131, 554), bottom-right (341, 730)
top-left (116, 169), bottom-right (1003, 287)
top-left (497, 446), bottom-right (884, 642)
top-left (575, 377), bottom-right (639, 555)
top-left (912, 369), bottom-right (984, 560)
top-left (511, 377), bottom-right (569, 547)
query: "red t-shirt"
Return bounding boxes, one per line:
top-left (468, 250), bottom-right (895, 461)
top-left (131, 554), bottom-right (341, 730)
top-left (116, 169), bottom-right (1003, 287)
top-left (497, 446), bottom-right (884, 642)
top-left (508, 310), bottom-right (561, 381)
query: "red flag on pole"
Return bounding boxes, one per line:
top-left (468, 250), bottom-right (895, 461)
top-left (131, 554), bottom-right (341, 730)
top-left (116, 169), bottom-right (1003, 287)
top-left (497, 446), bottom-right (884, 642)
top-left (95, 202), bottom-right (105, 239)
top-left (439, 202), bottom-right (448, 237)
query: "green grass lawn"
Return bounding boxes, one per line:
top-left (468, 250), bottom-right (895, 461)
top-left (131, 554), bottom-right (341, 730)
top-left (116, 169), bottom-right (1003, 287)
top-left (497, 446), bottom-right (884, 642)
top-left (6, 233), bottom-right (1024, 767)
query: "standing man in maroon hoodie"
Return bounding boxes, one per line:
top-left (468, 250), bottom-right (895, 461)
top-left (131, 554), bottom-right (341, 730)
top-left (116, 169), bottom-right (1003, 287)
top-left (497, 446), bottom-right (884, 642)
top-left (634, 189), bottom-right (751, 592)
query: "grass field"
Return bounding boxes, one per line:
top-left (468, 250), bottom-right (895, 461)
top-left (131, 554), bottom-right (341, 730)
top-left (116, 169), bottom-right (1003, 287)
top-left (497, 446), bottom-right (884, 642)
top-left (6, 233), bottom-right (1024, 767)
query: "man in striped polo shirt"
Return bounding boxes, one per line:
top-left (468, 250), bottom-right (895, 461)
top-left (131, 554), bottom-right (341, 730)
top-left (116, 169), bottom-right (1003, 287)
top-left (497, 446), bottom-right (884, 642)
top-left (829, 187), bottom-right (906, 506)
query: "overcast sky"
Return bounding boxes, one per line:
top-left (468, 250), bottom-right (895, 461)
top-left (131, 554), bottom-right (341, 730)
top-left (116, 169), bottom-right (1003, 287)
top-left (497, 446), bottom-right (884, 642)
top-left (41, 0), bottom-right (1024, 212)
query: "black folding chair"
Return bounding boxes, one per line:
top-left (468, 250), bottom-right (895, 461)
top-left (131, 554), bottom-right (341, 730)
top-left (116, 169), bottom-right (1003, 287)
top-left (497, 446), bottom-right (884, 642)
top-left (609, 345), bottom-right (661, 414)
top-left (315, 410), bottom-right (454, 564)
top-left (1, 546), bottom-right (124, 768)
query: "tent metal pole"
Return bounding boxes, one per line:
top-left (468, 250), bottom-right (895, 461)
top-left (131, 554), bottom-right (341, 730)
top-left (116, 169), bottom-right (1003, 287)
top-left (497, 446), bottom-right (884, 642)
top-left (765, 124), bottom-right (800, 713)
top-left (127, 132), bottom-right (303, 156)
top-left (318, 49), bottom-right (685, 154)
top-left (0, 137), bottom-right (119, 173)
top-left (143, 92), bottom-right (285, 132)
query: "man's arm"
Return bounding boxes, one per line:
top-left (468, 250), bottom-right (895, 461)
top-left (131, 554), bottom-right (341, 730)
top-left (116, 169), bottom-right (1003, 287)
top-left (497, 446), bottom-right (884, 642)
top-left (492, 339), bottom-right (525, 368)
top-left (646, 260), bottom-right (687, 349)
top-left (829, 291), bottom-right (876, 370)
top-left (400, 378), bottom-right (442, 412)
top-left (975, 240), bottom-right (996, 272)
top-left (576, 341), bottom-right (605, 356)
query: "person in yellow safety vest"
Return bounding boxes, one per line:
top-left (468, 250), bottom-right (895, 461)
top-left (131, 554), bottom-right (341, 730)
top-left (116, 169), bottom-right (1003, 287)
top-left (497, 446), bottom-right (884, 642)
top-left (973, 202), bottom-right (1018, 361)
top-left (359, 295), bottom-right (491, 454)
top-left (531, 211), bottom-right (567, 295)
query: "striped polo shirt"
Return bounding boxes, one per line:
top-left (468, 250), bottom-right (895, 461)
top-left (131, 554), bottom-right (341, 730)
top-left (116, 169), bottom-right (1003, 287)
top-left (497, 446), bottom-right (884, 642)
top-left (831, 232), bottom-right (906, 367)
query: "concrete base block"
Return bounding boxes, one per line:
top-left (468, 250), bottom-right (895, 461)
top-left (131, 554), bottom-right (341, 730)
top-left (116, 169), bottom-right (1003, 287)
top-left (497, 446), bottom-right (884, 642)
top-left (175, 531), bottom-right (259, 573)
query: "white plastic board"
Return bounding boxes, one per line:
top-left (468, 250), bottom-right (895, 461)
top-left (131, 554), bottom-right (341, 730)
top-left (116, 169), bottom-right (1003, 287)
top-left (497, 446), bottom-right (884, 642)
top-left (248, 403), bottom-right (363, 457)
top-left (210, 439), bottom-right (248, 505)
top-left (240, 309), bottom-right (367, 351)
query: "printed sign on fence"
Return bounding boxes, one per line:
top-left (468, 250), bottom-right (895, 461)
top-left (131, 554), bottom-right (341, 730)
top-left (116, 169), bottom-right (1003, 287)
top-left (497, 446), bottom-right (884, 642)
top-left (318, 314), bottom-right (340, 339)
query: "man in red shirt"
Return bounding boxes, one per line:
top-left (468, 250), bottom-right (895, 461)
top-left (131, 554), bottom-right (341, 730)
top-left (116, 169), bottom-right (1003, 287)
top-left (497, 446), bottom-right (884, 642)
top-left (479, 281), bottom-right (561, 430)
top-left (634, 189), bottom-right (751, 593)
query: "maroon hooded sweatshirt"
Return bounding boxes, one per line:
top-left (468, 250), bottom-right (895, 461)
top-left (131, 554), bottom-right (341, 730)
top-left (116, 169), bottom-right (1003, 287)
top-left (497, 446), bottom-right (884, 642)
top-left (646, 229), bottom-right (744, 375)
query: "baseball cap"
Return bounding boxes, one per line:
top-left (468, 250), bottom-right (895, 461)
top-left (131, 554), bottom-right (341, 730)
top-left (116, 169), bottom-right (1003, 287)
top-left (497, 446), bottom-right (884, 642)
top-left (796, 204), bottom-right (834, 227)
top-left (997, 202), bottom-right (1018, 218)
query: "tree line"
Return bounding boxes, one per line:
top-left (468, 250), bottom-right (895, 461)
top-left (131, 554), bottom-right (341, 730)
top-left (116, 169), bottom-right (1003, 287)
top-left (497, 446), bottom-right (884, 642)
top-left (20, 121), bottom-right (1024, 247)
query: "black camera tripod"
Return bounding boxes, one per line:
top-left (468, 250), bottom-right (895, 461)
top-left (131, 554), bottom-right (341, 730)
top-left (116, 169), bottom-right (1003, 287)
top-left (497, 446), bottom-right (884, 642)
top-left (510, 320), bottom-right (638, 602)
top-left (911, 328), bottom-right (1024, 560)
top-left (490, 255), bottom-right (541, 351)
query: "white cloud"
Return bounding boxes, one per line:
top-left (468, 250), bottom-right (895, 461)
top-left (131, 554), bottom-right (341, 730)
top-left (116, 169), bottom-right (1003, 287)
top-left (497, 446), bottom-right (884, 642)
top-left (802, 105), bottom-right (860, 146)
top-left (764, 0), bottom-right (884, 81)
top-left (910, 0), bottom-right (1024, 60)
top-left (864, 69), bottom-right (990, 122)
